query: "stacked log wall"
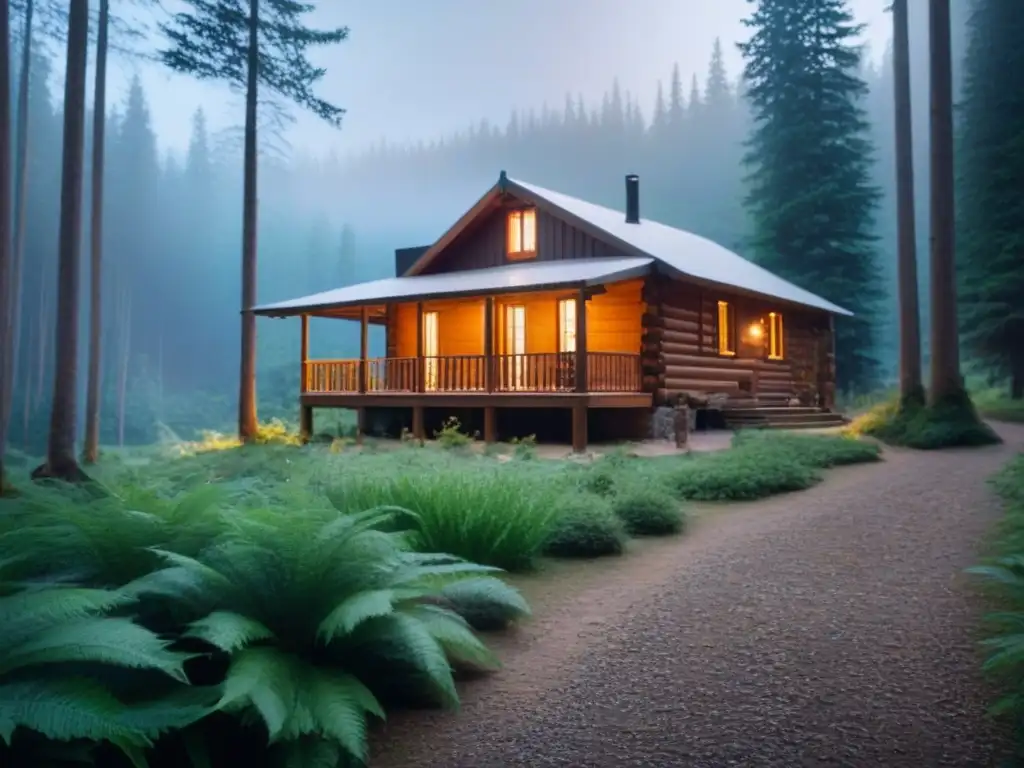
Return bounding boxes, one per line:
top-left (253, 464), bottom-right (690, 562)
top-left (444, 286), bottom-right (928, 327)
top-left (640, 275), bottom-right (831, 406)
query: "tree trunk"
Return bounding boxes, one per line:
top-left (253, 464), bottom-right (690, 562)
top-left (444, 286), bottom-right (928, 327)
top-left (1012, 355), bottom-right (1024, 400)
top-left (892, 0), bottom-right (922, 403)
top-left (237, 0), bottom-right (260, 442)
top-left (116, 285), bottom-right (131, 448)
top-left (927, 0), bottom-right (962, 403)
top-left (10, 0), bottom-right (33, 402)
top-left (83, 0), bottom-right (109, 464)
top-left (32, 0), bottom-right (90, 484)
top-left (0, 0), bottom-right (13, 491)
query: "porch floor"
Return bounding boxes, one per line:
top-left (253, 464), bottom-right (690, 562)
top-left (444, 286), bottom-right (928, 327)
top-left (300, 391), bottom-right (653, 409)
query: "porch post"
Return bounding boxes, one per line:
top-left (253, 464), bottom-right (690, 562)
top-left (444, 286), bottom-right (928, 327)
top-left (299, 314), bottom-right (309, 393)
top-left (414, 301), bottom-right (426, 444)
top-left (574, 287), bottom-right (588, 393)
top-left (299, 314), bottom-right (311, 443)
top-left (484, 296), bottom-right (494, 392)
top-left (359, 306), bottom-right (369, 393)
top-left (571, 404), bottom-right (588, 453)
top-left (416, 301), bottom-right (425, 393)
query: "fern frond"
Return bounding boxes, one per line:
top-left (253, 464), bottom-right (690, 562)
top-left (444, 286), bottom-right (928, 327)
top-left (374, 613), bottom-right (458, 708)
top-left (186, 611), bottom-right (276, 652)
top-left (439, 576), bottom-right (531, 630)
top-left (277, 736), bottom-right (343, 768)
top-left (0, 587), bottom-right (135, 650)
top-left (217, 646), bottom-right (298, 741)
top-left (1, 617), bottom-right (190, 682)
top-left (404, 604), bottom-right (499, 671)
top-left (0, 678), bottom-right (151, 747)
top-left (318, 590), bottom-right (396, 643)
top-left (304, 672), bottom-right (384, 763)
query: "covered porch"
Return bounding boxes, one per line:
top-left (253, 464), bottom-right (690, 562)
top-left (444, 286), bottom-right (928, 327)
top-left (253, 257), bottom-right (655, 451)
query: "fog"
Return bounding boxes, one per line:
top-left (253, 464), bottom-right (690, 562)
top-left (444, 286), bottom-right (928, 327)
top-left (4, 0), bottom-right (972, 451)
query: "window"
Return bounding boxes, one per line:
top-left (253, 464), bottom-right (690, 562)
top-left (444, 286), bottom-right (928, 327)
top-left (423, 311), bottom-right (439, 390)
top-left (717, 300), bottom-right (735, 356)
top-left (558, 298), bottom-right (577, 353)
top-left (506, 209), bottom-right (537, 259)
top-left (768, 311), bottom-right (784, 360)
top-left (504, 305), bottom-right (526, 389)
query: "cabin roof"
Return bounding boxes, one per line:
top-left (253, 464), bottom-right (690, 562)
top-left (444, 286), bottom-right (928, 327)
top-left (405, 173), bottom-right (852, 317)
top-left (252, 256), bottom-right (653, 317)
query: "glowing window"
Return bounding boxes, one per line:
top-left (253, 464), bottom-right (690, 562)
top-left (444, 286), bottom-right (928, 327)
top-left (507, 209), bottom-right (537, 258)
top-left (558, 298), bottom-right (577, 353)
top-left (717, 300), bottom-right (735, 356)
top-left (768, 311), bottom-right (784, 360)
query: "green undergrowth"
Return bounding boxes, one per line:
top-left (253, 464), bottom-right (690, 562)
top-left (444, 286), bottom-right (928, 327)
top-left (0, 426), bottom-right (884, 764)
top-left (0, 483), bottom-right (532, 767)
top-left (849, 389), bottom-right (1002, 449)
top-left (966, 453), bottom-right (1024, 751)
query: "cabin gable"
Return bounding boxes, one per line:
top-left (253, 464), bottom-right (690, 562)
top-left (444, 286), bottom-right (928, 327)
top-left (418, 193), bottom-right (622, 275)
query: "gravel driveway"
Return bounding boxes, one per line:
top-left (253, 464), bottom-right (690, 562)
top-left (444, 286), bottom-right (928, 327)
top-left (374, 423), bottom-right (1024, 768)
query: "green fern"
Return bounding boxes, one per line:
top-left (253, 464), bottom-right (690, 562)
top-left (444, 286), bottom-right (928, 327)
top-left (0, 577), bottom-right (212, 761)
top-left (126, 508), bottom-right (515, 765)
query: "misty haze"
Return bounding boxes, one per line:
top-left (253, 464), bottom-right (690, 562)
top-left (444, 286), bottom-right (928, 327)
top-left (0, 0), bottom-right (1022, 766)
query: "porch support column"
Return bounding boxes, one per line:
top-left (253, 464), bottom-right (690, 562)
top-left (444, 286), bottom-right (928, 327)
top-left (412, 406), bottom-right (425, 445)
top-left (299, 314), bottom-right (311, 443)
top-left (484, 296), bottom-right (494, 392)
top-left (299, 406), bottom-right (313, 443)
top-left (299, 314), bottom-right (309, 393)
top-left (358, 306), bottom-right (369, 393)
top-left (416, 301), bottom-right (425, 393)
top-left (571, 404), bottom-right (587, 454)
top-left (484, 406), bottom-right (497, 443)
top-left (574, 287), bottom-right (588, 393)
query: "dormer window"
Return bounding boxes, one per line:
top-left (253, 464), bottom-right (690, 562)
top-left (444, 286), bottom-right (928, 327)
top-left (506, 208), bottom-right (537, 259)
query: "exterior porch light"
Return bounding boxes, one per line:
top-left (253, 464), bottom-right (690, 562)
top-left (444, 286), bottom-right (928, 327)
top-left (747, 321), bottom-right (764, 341)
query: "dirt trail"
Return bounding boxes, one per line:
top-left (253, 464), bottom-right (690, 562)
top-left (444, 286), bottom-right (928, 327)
top-left (373, 424), bottom-right (1024, 767)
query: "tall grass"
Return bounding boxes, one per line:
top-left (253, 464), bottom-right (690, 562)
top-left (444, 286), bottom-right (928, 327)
top-left (328, 470), bottom-right (560, 572)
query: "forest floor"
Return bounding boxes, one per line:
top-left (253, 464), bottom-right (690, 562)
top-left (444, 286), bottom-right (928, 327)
top-left (368, 421), bottom-right (1024, 768)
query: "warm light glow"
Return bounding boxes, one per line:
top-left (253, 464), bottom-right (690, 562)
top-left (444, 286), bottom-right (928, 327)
top-left (558, 298), bottom-right (577, 353)
top-left (506, 209), bottom-right (537, 258)
top-left (768, 311), bottom-right (784, 359)
top-left (423, 311), bottom-right (439, 390)
top-left (747, 322), bottom-right (764, 340)
top-left (717, 300), bottom-right (735, 356)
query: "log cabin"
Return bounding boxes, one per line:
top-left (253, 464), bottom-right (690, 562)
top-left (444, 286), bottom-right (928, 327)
top-left (253, 172), bottom-right (851, 451)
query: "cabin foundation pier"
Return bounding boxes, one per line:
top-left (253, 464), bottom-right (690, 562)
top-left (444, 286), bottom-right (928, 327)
top-left (571, 403), bottom-right (588, 453)
top-left (299, 404), bottom-right (313, 443)
top-left (355, 407), bottom-right (366, 445)
top-left (412, 405), bottom-right (426, 444)
top-left (483, 406), bottom-right (497, 443)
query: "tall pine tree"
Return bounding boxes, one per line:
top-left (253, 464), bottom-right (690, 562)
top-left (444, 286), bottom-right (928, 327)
top-left (957, 0), bottom-right (1024, 398)
top-left (740, 0), bottom-right (882, 393)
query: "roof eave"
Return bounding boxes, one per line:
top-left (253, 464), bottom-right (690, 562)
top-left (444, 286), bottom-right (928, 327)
top-left (251, 261), bottom-right (652, 318)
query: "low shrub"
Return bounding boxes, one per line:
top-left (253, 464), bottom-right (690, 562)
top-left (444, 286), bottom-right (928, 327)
top-left (435, 416), bottom-right (474, 450)
top-left (543, 494), bottom-right (627, 558)
top-left (328, 470), bottom-right (557, 572)
top-left (610, 485), bottom-right (686, 536)
top-left (668, 433), bottom-right (880, 502)
top-left (966, 454), bottom-right (1024, 739)
top-left (849, 390), bottom-right (1001, 449)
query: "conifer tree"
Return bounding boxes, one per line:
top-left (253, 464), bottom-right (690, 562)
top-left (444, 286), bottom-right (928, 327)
top-left (739, 0), bottom-right (882, 393)
top-left (957, 0), bottom-right (1024, 398)
top-left (160, 0), bottom-right (347, 442)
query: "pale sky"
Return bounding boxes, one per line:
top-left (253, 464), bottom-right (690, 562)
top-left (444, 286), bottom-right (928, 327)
top-left (100, 0), bottom-right (892, 161)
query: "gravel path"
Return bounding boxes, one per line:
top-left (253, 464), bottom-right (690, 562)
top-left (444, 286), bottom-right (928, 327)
top-left (374, 423), bottom-right (1024, 768)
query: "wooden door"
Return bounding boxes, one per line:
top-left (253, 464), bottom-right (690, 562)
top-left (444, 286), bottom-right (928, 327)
top-left (423, 310), bottom-right (439, 390)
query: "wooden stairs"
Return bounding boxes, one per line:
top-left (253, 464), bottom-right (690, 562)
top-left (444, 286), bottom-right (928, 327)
top-left (722, 404), bottom-right (849, 431)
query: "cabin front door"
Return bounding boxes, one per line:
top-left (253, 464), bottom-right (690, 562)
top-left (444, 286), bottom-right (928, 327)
top-left (504, 305), bottom-right (526, 390)
top-left (423, 310), bottom-right (439, 390)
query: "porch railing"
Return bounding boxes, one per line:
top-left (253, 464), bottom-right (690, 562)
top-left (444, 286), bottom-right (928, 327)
top-left (302, 352), bottom-right (641, 394)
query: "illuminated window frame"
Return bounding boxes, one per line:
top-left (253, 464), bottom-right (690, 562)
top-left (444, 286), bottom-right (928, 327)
top-left (506, 209), bottom-right (537, 259)
top-left (558, 298), bottom-right (577, 353)
top-left (717, 300), bottom-right (735, 356)
top-left (768, 311), bottom-right (784, 360)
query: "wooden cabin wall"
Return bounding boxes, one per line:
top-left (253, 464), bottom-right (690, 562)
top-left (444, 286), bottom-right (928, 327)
top-left (421, 201), bottom-right (621, 274)
top-left (641, 275), bottom-right (833, 406)
top-left (587, 279), bottom-right (644, 353)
